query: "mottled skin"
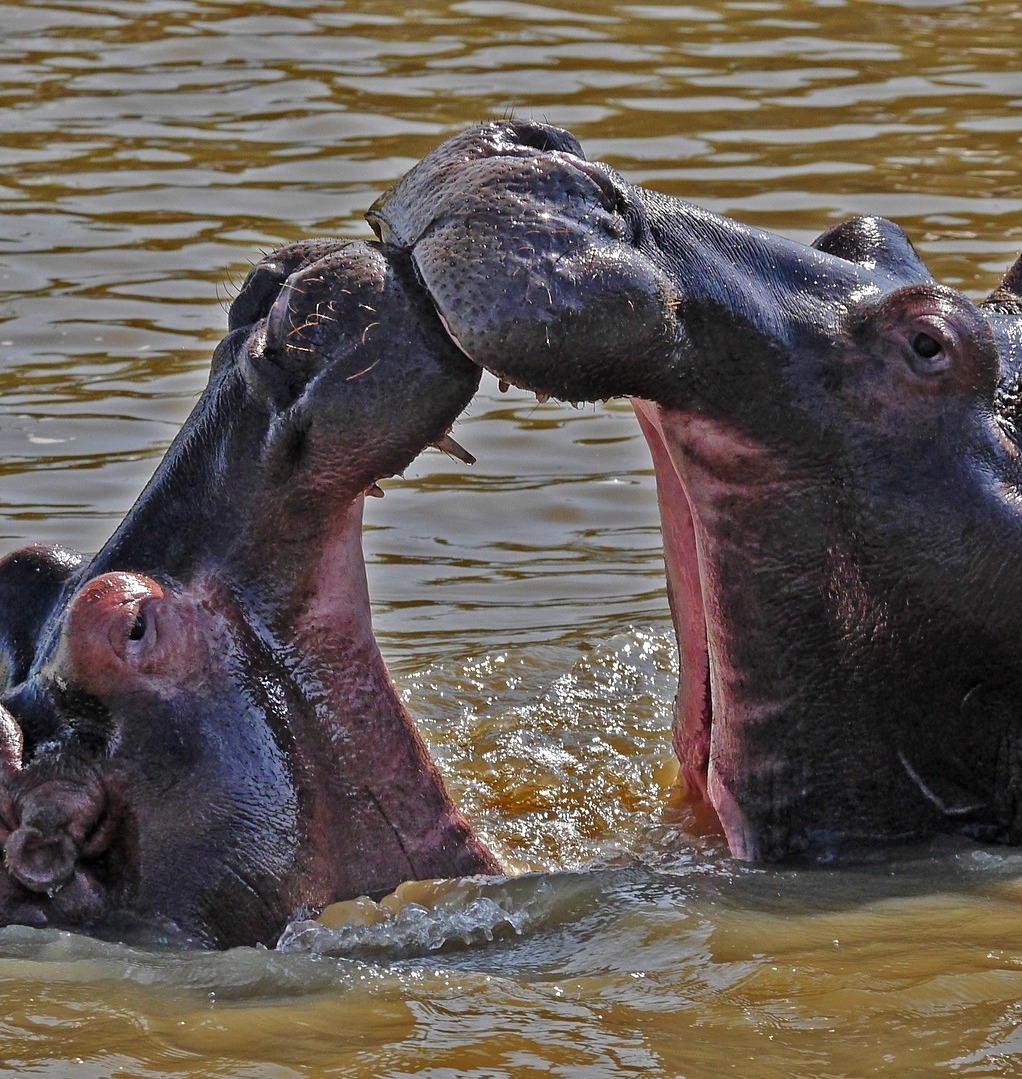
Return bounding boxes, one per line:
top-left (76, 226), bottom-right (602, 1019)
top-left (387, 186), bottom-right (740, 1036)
top-left (0, 240), bottom-right (497, 947)
top-left (371, 119), bottom-right (1022, 863)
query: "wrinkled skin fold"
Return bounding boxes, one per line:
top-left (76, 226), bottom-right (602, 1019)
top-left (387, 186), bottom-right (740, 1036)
top-left (371, 119), bottom-right (1022, 863)
top-left (0, 240), bottom-right (497, 947)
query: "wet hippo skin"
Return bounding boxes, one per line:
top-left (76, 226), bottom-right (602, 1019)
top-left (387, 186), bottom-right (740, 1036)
top-left (0, 239), bottom-right (497, 948)
top-left (371, 120), bottom-right (1022, 864)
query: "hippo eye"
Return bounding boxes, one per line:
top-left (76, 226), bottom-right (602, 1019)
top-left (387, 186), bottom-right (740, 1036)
top-left (128, 611), bottom-right (147, 642)
top-left (906, 327), bottom-right (952, 376)
top-left (912, 332), bottom-right (942, 360)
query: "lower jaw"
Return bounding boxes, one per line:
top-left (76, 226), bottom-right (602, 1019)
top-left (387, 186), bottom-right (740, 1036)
top-left (705, 768), bottom-right (762, 861)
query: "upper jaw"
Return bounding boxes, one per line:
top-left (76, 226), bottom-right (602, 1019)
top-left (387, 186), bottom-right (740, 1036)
top-left (228, 241), bottom-right (481, 505)
top-left (367, 128), bottom-right (687, 409)
top-left (367, 119), bottom-right (592, 249)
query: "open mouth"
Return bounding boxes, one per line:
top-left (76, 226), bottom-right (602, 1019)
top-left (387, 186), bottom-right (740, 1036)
top-left (630, 398), bottom-right (773, 861)
top-left (631, 401), bottom-right (713, 806)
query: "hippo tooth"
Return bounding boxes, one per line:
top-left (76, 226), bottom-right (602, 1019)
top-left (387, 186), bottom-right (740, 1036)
top-left (431, 434), bottom-right (476, 465)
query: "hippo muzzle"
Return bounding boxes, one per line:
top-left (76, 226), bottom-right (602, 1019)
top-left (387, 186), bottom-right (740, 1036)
top-left (372, 120), bottom-right (1022, 863)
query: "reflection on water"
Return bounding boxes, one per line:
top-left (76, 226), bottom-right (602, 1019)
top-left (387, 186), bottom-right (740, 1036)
top-left (5, 848), bottom-right (1022, 1075)
top-left (4, 0), bottom-right (1022, 1074)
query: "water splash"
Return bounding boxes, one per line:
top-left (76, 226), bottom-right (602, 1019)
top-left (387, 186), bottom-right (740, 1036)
top-left (400, 626), bottom-right (683, 872)
top-left (278, 875), bottom-right (554, 959)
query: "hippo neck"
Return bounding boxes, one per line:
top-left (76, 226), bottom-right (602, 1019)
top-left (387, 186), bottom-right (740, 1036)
top-left (254, 496), bottom-right (497, 893)
top-left (91, 367), bottom-right (268, 581)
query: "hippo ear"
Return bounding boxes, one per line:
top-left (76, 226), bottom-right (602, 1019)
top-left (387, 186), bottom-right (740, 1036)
top-left (0, 545), bottom-right (84, 691)
top-left (985, 254), bottom-right (1022, 310)
top-left (813, 216), bottom-right (932, 282)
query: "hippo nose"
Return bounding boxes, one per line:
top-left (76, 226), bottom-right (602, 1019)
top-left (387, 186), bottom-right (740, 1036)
top-left (507, 119), bottom-right (585, 157)
top-left (4, 824), bottom-right (77, 894)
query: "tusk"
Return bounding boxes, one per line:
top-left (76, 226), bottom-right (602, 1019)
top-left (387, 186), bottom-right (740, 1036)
top-left (431, 434), bottom-right (476, 465)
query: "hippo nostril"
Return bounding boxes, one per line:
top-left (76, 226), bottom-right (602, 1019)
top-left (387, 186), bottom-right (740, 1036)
top-left (229, 240), bottom-right (356, 333)
top-left (4, 825), bottom-right (77, 895)
top-left (228, 258), bottom-right (291, 332)
top-left (508, 120), bottom-right (585, 157)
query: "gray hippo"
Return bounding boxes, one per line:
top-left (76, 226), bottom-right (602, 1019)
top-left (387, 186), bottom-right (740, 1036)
top-left (369, 120), bottom-right (1022, 864)
top-left (0, 239), bottom-right (497, 947)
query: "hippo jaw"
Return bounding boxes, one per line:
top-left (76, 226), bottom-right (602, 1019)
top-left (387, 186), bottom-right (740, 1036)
top-left (631, 279), bottom-right (1022, 861)
top-left (374, 120), bottom-right (1022, 862)
top-left (636, 278), bottom-right (1022, 861)
top-left (0, 239), bottom-right (497, 946)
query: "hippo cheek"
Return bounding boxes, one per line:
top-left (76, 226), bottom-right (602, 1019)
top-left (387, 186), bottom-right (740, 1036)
top-left (110, 689), bottom-right (304, 948)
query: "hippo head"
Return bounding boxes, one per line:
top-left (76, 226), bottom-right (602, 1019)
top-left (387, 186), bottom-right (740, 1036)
top-left (371, 120), bottom-right (1022, 862)
top-left (0, 239), bottom-right (496, 946)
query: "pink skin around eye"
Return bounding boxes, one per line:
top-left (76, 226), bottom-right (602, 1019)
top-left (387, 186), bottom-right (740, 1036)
top-left (61, 573), bottom-right (167, 698)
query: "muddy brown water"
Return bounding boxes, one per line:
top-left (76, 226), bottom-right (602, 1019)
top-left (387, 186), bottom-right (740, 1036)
top-left (2, 0), bottom-right (1022, 1074)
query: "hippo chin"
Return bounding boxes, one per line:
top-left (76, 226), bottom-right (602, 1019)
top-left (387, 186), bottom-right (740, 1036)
top-left (371, 119), bottom-right (1022, 863)
top-left (0, 239), bottom-right (497, 947)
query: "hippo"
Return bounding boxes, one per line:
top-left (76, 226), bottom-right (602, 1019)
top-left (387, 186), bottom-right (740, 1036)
top-left (0, 239), bottom-right (497, 947)
top-left (368, 119), bottom-right (1022, 863)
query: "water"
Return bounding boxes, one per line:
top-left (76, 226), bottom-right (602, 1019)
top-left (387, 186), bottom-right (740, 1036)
top-left (2, 0), bottom-right (1022, 1073)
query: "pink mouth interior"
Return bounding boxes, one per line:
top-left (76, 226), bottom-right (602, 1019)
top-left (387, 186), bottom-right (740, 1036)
top-left (631, 398), bottom-right (759, 853)
top-left (632, 402), bottom-right (713, 797)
